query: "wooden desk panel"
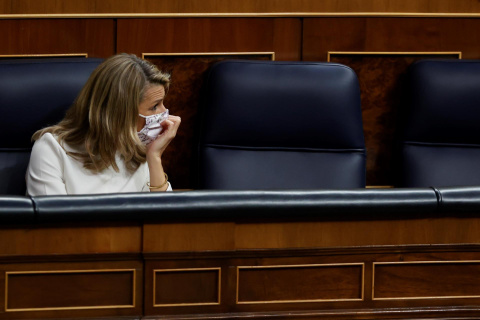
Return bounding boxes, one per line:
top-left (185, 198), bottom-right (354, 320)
top-left (0, 223), bottom-right (142, 256)
top-left (1, 215), bottom-right (480, 319)
top-left (0, 19), bottom-right (115, 58)
top-left (0, 260), bottom-right (142, 320)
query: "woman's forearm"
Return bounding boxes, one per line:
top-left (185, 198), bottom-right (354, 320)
top-left (147, 154), bottom-right (169, 192)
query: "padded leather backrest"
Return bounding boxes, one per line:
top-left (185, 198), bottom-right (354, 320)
top-left (400, 60), bottom-right (480, 187)
top-left (32, 188), bottom-right (437, 223)
top-left (0, 196), bottom-right (35, 224)
top-left (0, 58), bottom-right (103, 195)
top-left (198, 60), bottom-right (366, 190)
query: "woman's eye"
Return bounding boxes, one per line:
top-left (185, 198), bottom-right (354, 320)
top-left (151, 104), bottom-right (158, 111)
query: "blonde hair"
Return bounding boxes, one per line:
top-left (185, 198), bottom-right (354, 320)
top-left (33, 53), bottom-right (170, 173)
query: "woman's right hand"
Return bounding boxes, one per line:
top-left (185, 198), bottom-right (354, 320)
top-left (146, 115), bottom-right (181, 160)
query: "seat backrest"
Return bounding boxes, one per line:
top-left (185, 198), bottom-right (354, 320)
top-left (399, 60), bottom-right (480, 187)
top-left (198, 60), bottom-right (366, 190)
top-left (0, 58), bottom-right (103, 195)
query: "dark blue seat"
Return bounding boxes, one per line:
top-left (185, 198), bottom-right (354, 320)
top-left (399, 60), bottom-right (480, 187)
top-left (198, 60), bottom-right (366, 189)
top-left (0, 58), bottom-right (103, 195)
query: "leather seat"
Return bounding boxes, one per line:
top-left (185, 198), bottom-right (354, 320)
top-left (0, 58), bottom-right (103, 195)
top-left (399, 60), bottom-right (480, 187)
top-left (198, 60), bottom-right (366, 189)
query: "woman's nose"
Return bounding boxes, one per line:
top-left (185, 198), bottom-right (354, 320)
top-left (157, 105), bottom-right (167, 114)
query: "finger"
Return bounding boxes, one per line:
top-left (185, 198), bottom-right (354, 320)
top-left (161, 119), bottom-right (174, 129)
top-left (169, 117), bottom-right (181, 128)
top-left (168, 117), bottom-right (181, 125)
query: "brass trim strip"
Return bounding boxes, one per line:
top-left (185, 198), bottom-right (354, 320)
top-left (366, 185), bottom-right (394, 189)
top-left (372, 260), bottom-right (480, 301)
top-left (3, 13), bottom-right (480, 19)
top-left (0, 53), bottom-right (88, 58)
top-left (5, 269), bottom-right (136, 312)
top-left (327, 51), bottom-right (462, 61)
top-left (143, 52), bottom-right (275, 61)
top-left (153, 267), bottom-right (221, 307)
top-left (236, 263), bottom-right (364, 304)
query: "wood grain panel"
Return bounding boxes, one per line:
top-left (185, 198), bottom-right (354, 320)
top-left (154, 268), bottom-right (220, 306)
top-left (142, 249), bottom-right (480, 318)
top-left (0, 224), bottom-right (141, 255)
top-left (3, 0), bottom-right (480, 14)
top-left (0, 261), bottom-right (142, 319)
top-left (237, 264), bottom-right (363, 303)
top-left (143, 217), bottom-right (480, 253)
top-left (0, 19), bottom-right (114, 58)
top-left (143, 222), bottom-right (235, 252)
top-left (234, 217), bottom-right (480, 249)
top-left (303, 18), bottom-right (480, 61)
top-left (329, 53), bottom-right (459, 186)
top-left (374, 261), bottom-right (480, 300)
top-left (117, 18), bottom-right (301, 61)
top-left (6, 269), bottom-right (134, 311)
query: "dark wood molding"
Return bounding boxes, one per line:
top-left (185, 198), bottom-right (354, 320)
top-left (143, 244), bottom-right (480, 260)
top-left (141, 306), bottom-right (480, 319)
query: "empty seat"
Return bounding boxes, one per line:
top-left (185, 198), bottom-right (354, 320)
top-left (198, 60), bottom-right (366, 190)
top-left (399, 60), bottom-right (480, 187)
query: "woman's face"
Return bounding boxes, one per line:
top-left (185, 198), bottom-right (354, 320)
top-left (137, 84), bottom-right (167, 132)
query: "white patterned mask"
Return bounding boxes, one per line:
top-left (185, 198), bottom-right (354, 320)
top-left (137, 109), bottom-right (169, 145)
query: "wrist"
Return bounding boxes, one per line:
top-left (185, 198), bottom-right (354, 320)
top-left (146, 152), bottom-right (162, 164)
top-left (147, 173), bottom-right (169, 191)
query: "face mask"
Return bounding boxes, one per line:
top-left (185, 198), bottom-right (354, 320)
top-left (137, 109), bottom-right (169, 145)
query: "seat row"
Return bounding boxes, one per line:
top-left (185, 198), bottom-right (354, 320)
top-left (198, 59), bottom-right (480, 189)
top-left (1, 58), bottom-right (479, 194)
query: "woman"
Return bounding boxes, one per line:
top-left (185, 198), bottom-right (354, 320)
top-left (26, 53), bottom-right (181, 195)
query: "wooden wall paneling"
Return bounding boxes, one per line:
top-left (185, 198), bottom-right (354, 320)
top-left (0, 19), bottom-right (115, 58)
top-left (0, 1), bottom-right (9, 14)
top-left (303, 18), bottom-right (480, 61)
top-left (117, 18), bottom-right (301, 60)
top-left (3, 0), bottom-right (480, 15)
top-left (118, 18), bottom-right (300, 189)
top-left (0, 260), bottom-right (143, 319)
top-left (0, 0), bottom-right (96, 14)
